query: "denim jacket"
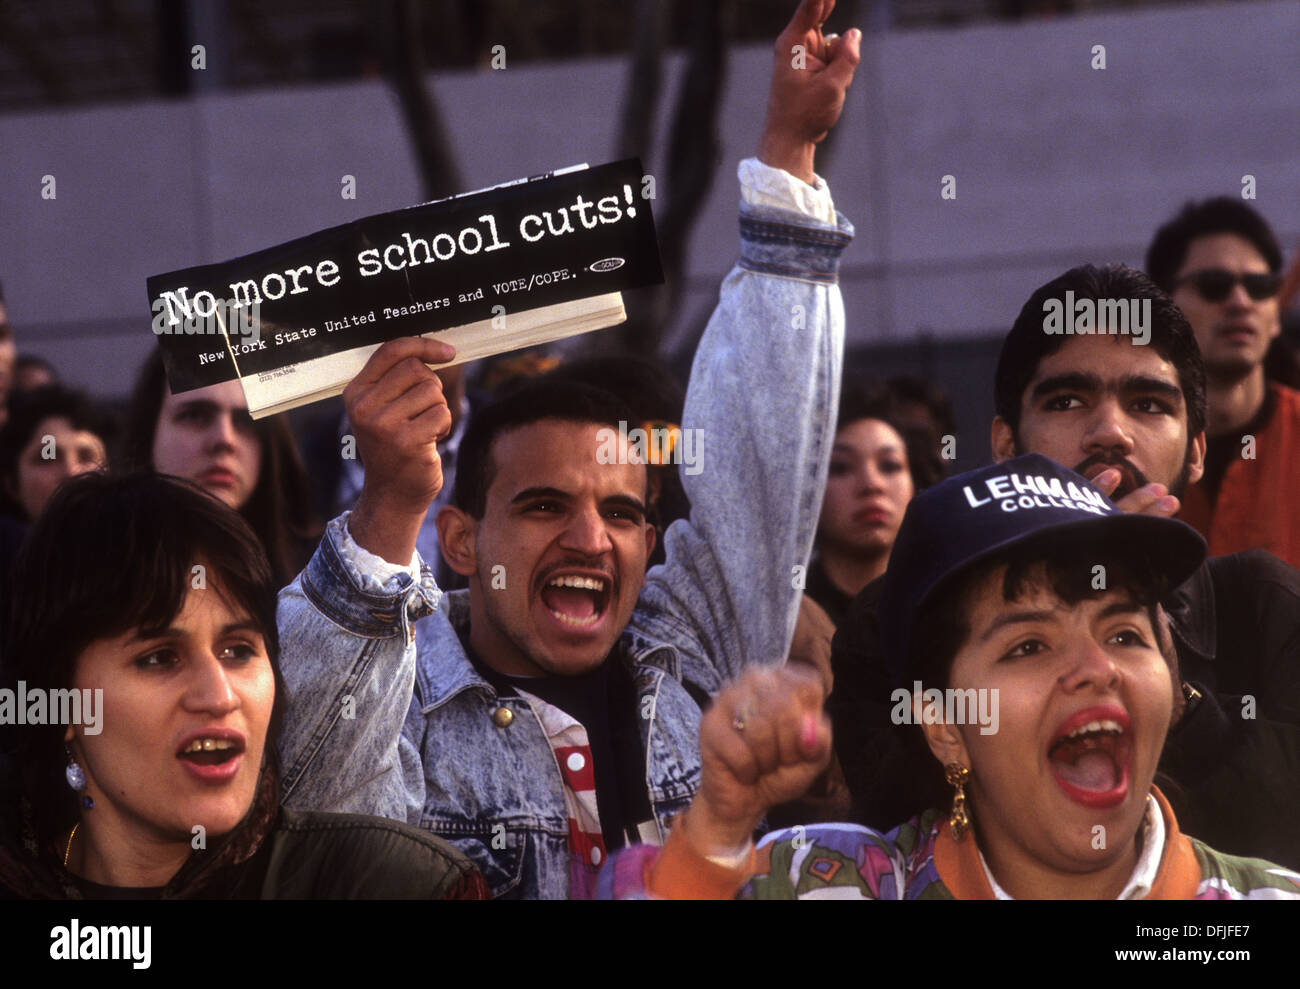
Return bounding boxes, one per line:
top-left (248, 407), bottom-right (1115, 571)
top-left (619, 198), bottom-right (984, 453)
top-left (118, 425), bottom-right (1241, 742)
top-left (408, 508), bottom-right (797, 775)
top-left (276, 161), bottom-right (854, 898)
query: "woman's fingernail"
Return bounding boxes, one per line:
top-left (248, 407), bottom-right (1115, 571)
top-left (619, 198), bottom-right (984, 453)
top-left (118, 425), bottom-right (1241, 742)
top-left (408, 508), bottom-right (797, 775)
top-left (801, 714), bottom-right (818, 750)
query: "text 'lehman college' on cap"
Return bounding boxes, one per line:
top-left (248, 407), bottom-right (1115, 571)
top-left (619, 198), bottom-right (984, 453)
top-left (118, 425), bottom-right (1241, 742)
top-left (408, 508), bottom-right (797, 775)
top-left (878, 453), bottom-right (1206, 674)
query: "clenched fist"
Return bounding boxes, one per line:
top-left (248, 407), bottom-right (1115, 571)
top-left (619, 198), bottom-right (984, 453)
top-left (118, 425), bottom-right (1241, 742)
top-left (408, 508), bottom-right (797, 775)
top-left (345, 337), bottom-right (456, 564)
top-left (680, 665), bottom-right (833, 858)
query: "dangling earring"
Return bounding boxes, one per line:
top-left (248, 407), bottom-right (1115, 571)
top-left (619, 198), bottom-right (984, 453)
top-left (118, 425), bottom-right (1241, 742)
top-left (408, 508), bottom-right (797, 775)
top-left (945, 763), bottom-right (970, 841)
top-left (65, 746), bottom-right (93, 809)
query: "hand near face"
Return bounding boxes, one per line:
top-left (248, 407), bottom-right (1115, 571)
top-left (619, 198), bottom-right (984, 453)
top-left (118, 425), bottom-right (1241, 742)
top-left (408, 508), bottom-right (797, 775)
top-left (684, 666), bottom-right (832, 854)
top-left (758, 0), bottom-right (861, 185)
top-left (345, 338), bottom-right (456, 563)
top-left (1090, 468), bottom-right (1180, 519)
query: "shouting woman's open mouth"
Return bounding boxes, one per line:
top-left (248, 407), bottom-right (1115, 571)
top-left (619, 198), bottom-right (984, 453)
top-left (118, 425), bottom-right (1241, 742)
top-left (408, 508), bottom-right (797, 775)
top-left (1046, 705), bottom-right (1133, 809)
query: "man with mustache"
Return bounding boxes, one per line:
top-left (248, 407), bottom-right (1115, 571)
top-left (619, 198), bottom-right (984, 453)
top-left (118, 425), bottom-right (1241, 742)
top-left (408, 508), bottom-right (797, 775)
top-left (830, 262), bottom-right (1300, 869)
top-left (990, 264), bottom-right (1206, 515)
top-left (1144, 198), bottom-right (1300, 570)
top-left (276, 0), bottom-right (861, 898)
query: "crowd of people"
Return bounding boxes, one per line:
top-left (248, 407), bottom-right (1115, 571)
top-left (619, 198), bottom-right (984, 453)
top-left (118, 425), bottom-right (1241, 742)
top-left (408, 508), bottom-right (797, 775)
top-left (1, 0), bottom-right (1298, 900)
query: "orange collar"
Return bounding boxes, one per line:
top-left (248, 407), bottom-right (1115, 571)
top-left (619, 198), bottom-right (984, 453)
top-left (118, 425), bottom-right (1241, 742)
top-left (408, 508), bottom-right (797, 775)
top-left (934, 787), bottom-right (1201, 899)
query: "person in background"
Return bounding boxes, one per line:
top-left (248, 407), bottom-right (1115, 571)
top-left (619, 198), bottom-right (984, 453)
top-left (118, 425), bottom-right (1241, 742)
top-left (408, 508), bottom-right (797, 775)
top-left (274, 0), bottom-right (860, 899)
top-left (0, 384), bottom-right (113, 665)
top-left (0, 473), bottom-right (485, 899)
top-left (12, 355), bottom-right (59, 394)
top-left (476, 346), bottom-right (563, 395)
top-left (832, 263), bottom-right (1300, 869)
top-left (123, 349), bottom-right (321, 588)
top-left (886, 374), bottom-right (958, 469)
top-left (772, 381), bottom-right (937, 827)
top-left (602, 457), bottom-right (1300, 900)
top-left (0, 385), bottom-right (111, 525)
top-left (806, 380), bottom-right (940, 628)
top-left (1145, 198), bottom-right (1299, 568)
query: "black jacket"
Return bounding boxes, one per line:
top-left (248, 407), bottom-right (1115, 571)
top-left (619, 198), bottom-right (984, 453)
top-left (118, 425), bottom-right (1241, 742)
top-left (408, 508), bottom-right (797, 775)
top-left (0, 768), bottom-right (487, 899)
top-left (828, 549), bottom-right (1300, 869)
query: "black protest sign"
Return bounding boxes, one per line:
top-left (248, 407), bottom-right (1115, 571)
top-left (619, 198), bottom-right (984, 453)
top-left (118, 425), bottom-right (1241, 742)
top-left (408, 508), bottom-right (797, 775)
top-left (147, 159), bottom-right (662, 394)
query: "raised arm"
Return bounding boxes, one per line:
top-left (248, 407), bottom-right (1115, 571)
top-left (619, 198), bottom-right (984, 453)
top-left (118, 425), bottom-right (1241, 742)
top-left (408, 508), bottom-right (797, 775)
top-left (631, 0), bottom-right (861, 694)
top-left (276, 338), bottom-right (453, 819)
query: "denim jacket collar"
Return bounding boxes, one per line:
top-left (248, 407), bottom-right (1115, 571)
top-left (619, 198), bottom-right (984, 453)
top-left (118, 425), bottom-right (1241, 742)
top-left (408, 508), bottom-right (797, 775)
top-left (414, 591), bottom-right (495, 714)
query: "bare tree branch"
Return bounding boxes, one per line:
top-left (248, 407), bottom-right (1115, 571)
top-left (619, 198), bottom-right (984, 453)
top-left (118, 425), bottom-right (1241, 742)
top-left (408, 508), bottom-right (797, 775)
top-left (615, 0), bottom-right (667, 162)
top-left (378, 0), bottom-right (462, 200)
top-left (610, 0), bottom-right (731, 357)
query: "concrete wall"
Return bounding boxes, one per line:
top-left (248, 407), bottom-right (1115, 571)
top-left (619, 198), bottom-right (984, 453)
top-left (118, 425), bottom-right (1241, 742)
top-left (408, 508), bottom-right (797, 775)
top-left (1, 0), bottom-right (1296, 404)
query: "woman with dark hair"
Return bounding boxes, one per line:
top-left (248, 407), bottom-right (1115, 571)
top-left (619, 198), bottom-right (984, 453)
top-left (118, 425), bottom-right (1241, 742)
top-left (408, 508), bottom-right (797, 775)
top-left (805, 381), bottom-right (940, 628)
top-left (0, 386), bottom-right (113, 654)
top-left (602, 457), bottom-right (1300, 900)
top-left (0, 385), bottom-right (110, 523)
top-left (772, 383), bottom-right (939, 827)
top-left (123, 349), bottom-right (320, 587)
top-left (0, 472), bottom-right (485, 899)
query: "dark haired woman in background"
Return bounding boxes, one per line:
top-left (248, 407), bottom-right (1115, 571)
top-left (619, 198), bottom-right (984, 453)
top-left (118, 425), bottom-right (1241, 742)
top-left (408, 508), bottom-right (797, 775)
top-left (0, 386), bottom-right (113, 659)
top-left (0, 385), bottom-right (110, 524)
top-left (123, 349), bottom-right (320, 588)
top-left (0, 472), bottom-right (484, 899)
top-left (773, 381), bottom-right (946, 826)
top-left (805, 381), bottom-right (942, 628)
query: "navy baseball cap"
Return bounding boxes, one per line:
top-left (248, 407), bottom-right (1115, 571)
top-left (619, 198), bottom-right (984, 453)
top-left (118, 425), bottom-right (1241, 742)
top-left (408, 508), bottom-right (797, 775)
top-left (879, 453), bottom-right (1206, 677)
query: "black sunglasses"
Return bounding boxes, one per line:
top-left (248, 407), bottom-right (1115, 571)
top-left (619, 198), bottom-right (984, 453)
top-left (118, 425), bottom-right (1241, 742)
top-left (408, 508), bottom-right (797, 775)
top-left (1175, 268), bottom-right (1281, 303)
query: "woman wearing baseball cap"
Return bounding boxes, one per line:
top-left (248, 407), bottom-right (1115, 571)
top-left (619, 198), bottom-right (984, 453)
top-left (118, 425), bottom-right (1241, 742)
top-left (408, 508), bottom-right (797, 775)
top-left (600, 455), bottom-right (1300, 899)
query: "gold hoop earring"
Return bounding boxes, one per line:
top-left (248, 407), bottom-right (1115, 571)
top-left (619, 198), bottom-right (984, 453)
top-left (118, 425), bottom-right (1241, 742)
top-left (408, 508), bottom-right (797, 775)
top-left (945, 763), bottom-right (970, 841)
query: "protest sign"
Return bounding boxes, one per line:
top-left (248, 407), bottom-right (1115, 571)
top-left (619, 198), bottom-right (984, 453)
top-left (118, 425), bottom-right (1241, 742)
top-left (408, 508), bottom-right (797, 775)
top-left (147, 158), bottom-right (662, 416)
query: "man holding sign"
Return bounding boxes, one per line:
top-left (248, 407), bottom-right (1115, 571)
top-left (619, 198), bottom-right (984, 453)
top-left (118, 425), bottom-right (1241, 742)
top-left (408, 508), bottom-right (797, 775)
top-left (276, 0), bottom-right (860, 898)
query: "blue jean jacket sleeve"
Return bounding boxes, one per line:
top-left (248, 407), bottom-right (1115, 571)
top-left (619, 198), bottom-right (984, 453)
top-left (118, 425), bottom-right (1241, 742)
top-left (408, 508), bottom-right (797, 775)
top-left (275, 515), bottom-right (439, 823)
top-left (629, 200), bottom-right (853, 695)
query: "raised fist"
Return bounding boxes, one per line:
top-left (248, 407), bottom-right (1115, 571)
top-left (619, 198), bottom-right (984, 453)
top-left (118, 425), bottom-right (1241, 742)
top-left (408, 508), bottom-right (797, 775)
top-left (684, 664), bottom-right (833, 855)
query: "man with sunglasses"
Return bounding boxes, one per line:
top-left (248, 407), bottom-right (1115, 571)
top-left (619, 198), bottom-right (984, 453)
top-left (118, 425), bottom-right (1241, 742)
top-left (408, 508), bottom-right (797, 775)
top-left (1145, 198), bottom-right (1299, 569)
top-left (829, 262), bottom-right (1300, 869)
